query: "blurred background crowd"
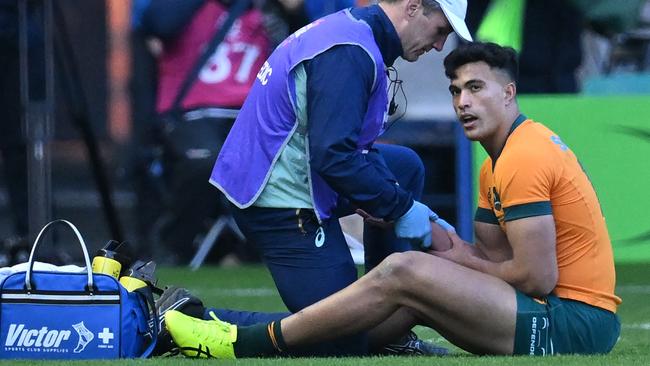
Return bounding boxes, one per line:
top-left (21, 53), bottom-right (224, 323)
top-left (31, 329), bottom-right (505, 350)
top-left (1, 0), bottom-right (649, 267)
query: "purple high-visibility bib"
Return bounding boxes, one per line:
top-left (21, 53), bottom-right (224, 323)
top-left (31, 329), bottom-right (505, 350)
top-left (210, 9), bottom-right (388, 221)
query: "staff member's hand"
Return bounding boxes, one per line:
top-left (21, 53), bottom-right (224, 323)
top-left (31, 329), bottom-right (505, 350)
top-left (394, 200), bottom-right (434, 249)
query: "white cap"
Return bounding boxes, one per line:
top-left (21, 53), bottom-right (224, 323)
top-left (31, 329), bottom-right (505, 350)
top-left (435, 0), bottom-right (473, 42)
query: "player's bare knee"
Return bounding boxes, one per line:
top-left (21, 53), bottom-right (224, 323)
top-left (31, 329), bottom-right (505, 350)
top-left (374, 252), bottom-right (419, 286)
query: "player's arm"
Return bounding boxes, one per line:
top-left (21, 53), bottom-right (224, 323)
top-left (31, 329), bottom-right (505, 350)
top-left (437, 215), bottom-right (558, 297)
top-left (499, 215), bottom-right (558, 295)
top-left (474, 221), bottom-right (511, 262)
top-left (485, 148), bottom-right (559, 295)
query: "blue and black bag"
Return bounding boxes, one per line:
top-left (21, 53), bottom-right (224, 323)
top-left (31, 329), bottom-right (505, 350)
top-left (0, 220), bottom-right (157, 359)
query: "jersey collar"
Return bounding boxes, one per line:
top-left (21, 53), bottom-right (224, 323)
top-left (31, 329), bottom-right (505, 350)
top-left (507, 114), bottom-right (528, 137)
top-left (492, 114), bottom-right (527, 170)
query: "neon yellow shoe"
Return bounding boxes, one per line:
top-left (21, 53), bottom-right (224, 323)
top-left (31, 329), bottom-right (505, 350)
top-left (165, 310), bottom-right (237, 359)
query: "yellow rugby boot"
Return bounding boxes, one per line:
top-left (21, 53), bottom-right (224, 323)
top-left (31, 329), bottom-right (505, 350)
top-left (165, 310), bottom-right (237, 359)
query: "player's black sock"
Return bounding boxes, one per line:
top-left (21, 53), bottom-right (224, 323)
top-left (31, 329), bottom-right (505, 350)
top-left (234, 321), bottom-right (287, 357)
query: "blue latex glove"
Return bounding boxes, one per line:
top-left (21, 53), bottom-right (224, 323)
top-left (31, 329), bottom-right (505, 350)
top-left (394, 201), bottom-right (434, 249)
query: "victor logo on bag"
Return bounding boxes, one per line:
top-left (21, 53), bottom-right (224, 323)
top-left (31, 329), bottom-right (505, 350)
top-left (0, 220), bottom-right (157, 360)
top-left (5, 324), bottom-right (72, 350)
top-left (3, 322), bottom-right (108, 354)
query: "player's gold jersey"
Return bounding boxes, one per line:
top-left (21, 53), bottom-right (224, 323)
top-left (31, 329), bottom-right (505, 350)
top-left (476, 115), bottom-right (621, 313)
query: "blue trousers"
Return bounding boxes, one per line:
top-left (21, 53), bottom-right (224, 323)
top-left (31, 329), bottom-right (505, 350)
top-left (207, 144), bottom-right (425, 356)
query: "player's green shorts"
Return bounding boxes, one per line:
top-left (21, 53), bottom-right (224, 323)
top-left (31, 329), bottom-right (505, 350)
top-left (513, 291), bottom-right (620, 355)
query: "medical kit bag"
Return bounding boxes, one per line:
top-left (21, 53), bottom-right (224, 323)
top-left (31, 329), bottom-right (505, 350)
top-left (0, 219), bottom-right (157, 359)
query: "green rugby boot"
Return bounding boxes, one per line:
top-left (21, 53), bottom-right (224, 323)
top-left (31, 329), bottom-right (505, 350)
top-left (165, 310), bottom-right (237, 359)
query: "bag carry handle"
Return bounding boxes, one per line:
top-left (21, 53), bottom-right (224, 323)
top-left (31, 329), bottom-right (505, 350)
top-left (25, 219), bottom-right (94, 292)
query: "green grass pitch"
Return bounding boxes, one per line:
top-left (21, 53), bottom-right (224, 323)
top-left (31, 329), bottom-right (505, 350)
top-left (3, 263), bottom-right (649, 365)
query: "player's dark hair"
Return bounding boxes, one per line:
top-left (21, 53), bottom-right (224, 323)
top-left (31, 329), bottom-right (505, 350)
top-left (444, 42), bottom-right (519, 82)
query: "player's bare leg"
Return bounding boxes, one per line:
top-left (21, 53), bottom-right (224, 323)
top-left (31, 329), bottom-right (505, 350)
top-left (165, 251), bottom-right (517, 357)
top-left (281, 251), bottom-right (517, 354)
top-left (366, 307), bottom-right (419, 350)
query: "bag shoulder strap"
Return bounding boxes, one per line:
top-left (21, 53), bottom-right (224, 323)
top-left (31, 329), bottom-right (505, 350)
top-left (170, 0), bottom-right (254, 113)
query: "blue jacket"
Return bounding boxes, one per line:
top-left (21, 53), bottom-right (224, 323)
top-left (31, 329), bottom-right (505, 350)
top-left (305, 5), bottom-right (412, 220)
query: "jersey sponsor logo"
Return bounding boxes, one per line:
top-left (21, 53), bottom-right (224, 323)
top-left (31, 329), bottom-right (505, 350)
top-left (550, 135), bottom-right (568, 151)
top-left (529, 316), bottom-right (550, 355)
top-left (529, 316), bottom-right (538, 355)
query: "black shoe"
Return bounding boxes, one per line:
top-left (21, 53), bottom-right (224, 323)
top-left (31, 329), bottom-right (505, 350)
top-left (152, 286), bottom-right (205, 356)
top-left (381, 331), bottom-right (449, 356)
